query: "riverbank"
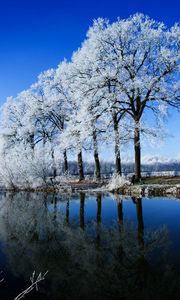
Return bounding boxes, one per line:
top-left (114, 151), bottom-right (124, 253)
top-left (2, 182), bottom-right (180, 197)
top-left (0, 181), bottom-right (104, 193)
top-left (2, 176), bottom-right (180, 197)
top-left (113, 184), bottom-right (180, 197)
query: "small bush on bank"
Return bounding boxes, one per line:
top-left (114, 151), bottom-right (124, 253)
top-left (107, 174), bottom-right (130, 191)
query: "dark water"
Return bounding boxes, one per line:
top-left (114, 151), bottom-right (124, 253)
top-left (0, 192), bottom-right (180, 300)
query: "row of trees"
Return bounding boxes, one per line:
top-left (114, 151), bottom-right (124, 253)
top-left (0, 13), bottom-right (179, 185)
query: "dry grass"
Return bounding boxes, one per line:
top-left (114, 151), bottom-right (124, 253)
top-left (141, 176), bottom-right (180, 185)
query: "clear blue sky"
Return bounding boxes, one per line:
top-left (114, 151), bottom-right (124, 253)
top-left (0, 0), bottom-right (180, 160)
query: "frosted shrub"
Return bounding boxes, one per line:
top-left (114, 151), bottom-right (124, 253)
top-left (0, 145), bottom-right (53, 189)
top-left (107, 174), bottom-right (130, 191)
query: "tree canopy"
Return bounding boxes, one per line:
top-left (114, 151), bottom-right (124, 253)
top-left (0, 13), bottom-right (179, 187)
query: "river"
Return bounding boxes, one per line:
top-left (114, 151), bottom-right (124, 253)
top-left (0, 191), bottom-right (180, 299)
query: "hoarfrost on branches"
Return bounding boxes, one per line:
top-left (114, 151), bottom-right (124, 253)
top-left (0, 13), bottom-right (179, 186)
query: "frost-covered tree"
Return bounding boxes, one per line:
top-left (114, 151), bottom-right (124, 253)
top-left (80, 14), bottom-right (180, 180)
top-left (35, 67), bottom-right (70, 173)
top-left (67, 54), bottom-right (106, 180)
top-left (70, 29), bottom-right (125, 177)
top-left (0, 13), bottom-right (179, 186)
top-left (54, 61), bottom-right (87, 181)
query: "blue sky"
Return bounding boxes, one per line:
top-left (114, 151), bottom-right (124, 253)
top-left (0, 0), bottom-right (180, 160)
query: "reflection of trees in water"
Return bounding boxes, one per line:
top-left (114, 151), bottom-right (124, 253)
top-left (96, 193), bottom-right (102, 224)
top-left (79, 192), bottom-right (85, 230)
top-left (132, 196), bottom-right (144, 250)
top-left (0, 192), bottom-right (179, 300)
top-left (117, 195), bottom-right (123, 226)
top-left (96, 193), bottom-right (102, 247)
top-left (65, 195), bottom-right (70, 225)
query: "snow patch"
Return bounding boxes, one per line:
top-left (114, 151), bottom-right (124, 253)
top-left (106, 174), bottom-right (131, 191)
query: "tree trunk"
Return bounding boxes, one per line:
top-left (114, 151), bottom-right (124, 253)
top-left (27, 133), bottom-right (34, 158)
top-left (113, 113), bottom-right (122, 175)
top-left (93, 130), bottom-right (101, 181)
top-left (29, 133), bottom-right (35, 151)
top-left (134, 120), bottom-right (141, 180)
top-left (77, 150), bottom-right (84, 181)
top-left (63, 149), bottom-right (68, 173)
top-left (51, 148), bottom-right (57, 178)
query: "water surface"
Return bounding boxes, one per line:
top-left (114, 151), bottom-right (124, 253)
top-left (0, 192), bottom-right (180, 300)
